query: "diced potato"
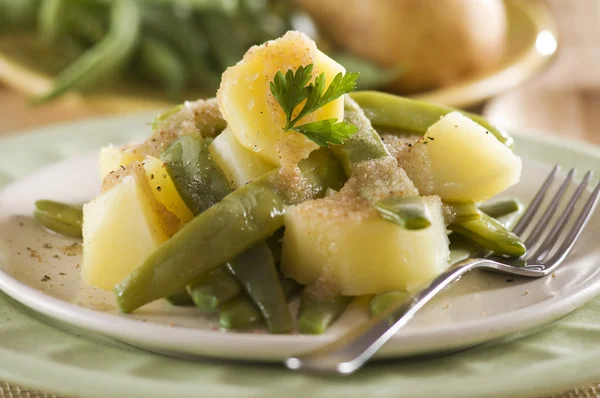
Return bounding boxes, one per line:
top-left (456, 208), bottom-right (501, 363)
top-left (82, 164), bottom-right (179, 290)
top-left (403, 112), bottom-right (521, 202)
top-left (208, 129), bottom-right (276, 189)
top-left (98, 145), bottom-right (144, 180)
top-left (217, 31), bottom-right (345, 165)
top-left (142, 156), bottom-right (193, 223)
top-left (281, 195), bottom-right (450, 295)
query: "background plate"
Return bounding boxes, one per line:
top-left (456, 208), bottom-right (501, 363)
top-left (1, 153), bottom-right (599, 362)
top-left (0, 115), bottom-right (599, 397)
top-left (0, 0), bottom-right (557, 112)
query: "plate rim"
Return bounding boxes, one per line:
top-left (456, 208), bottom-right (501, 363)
top-left (1, 117), bottom-right (600, 362)
top-left (1, 114), bottom-right (600, 397)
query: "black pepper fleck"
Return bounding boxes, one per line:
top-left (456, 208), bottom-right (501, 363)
top-left (41, 275), bottom-right (51, 282)
top-left (506, 278), bottom-right (514, 283)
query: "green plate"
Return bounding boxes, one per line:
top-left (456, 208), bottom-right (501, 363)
top-left (1, 115), bottom-right (600, 398)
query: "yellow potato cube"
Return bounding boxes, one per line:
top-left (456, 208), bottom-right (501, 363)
top-left (402, 112), bottom-right (522, 202)
top-left (98, 145), bottom-right (144, 180)
top-left (217, 31), bottom-right (345, 165)
top-left (208, 129), bottom-right (276, 189)
top-left (281, 195), bottom-right (449, 295)
top-left (142, 156), bottom-right (193, 223)
top-left (82, 164), bottom-right (179, 290)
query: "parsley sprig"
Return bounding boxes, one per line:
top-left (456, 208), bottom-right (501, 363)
top-left (269, 64), bottom-right (360, 147)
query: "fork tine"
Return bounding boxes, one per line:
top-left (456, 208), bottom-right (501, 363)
top-left (522, 169), bottom-right (575, 250)
top-left (512, 165), bottom-right (559, 235)
top-left (533, 171), bottom-right (592, 262)
top-left (546, 179), bottom-right (600, 267)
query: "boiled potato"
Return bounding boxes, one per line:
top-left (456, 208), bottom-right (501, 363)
top-left (297, 0), bottom-right (507, 93)
top-left (98, 145), bottom-right (144, 180)
top-left (208, 129), bottom-right (276, 189)
top-left (281, 195), bottom-right (449, 295)
top-left (217, 31), bottom-right (345, 165)
top-left (401, 111), bottom-right (521, 202)
top-left (82, 164), bottom-right (179, 290)
top-left (142, 156), bottom-right (193, 223)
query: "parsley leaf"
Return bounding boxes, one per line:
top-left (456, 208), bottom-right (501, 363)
top-left (269, 64), bottom-right (360, 147)
top-left (294, 119), bottom-right (358, 147)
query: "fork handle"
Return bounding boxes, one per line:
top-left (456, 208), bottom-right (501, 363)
top-left (285, 259), bottom-right (486, 375)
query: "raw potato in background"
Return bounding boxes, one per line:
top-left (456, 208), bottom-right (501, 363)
top-left (297, 0), bottom-right (507, 93)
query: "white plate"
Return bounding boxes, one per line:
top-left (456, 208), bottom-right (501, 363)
top-left (0, 150), bottom-right (598, 362)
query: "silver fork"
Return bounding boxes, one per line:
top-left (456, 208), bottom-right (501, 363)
top-left (285, 166), bottom-right (600, 375)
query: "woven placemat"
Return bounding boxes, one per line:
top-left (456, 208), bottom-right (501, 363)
top-left (0, 382), bottom-right (62, 398)
top-left (2, 380), bottom-right (600, 398)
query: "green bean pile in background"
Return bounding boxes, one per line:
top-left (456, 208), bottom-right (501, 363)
top-left (34, 92), bottom-right (525, 335)
top-left (0, 0), bottom-right (397, 102)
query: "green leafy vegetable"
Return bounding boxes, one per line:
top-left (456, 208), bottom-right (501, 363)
top-left (269, 63), bottom-right (359, 147)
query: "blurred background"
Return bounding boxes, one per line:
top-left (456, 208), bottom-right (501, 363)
top-left (0, 0), bottom-right (597, 144)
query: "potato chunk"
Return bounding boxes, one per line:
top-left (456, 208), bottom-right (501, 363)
top-left (400, 112), bottom-right (521, 202)
top-left (142, 156), bottom-right (193, 223)
top-left (217, 31), bottom-right (345, 165)
top-left (208, 129), bottom-right (276, 189)
top-left (98, 145), bottom-right (143, 180)
top-left (82, 164), bottom-right (179, 290)
top-left (281, 195), bottom-right (449, 295)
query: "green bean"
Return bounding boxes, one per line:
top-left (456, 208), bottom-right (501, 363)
top-left (34, 0), bottom-right (141, 103)
top-left (143, 0), bottom-right (239, 14)
top-left (165, 290), bottom-right (194, 306)
top-left (115, 148), bottom-right (345, 313)
top-left (187, 266), bottom-right (242, 312)
top-left (450, 200), bottom-right (524, 263)
top-left (219, 295), bottom-right (261, 330)
top-left (226, 242), bottom-right (292, 333)
top-left (350, 91), bottom-right (514, 148)
top-left (160, 134), bottom-right (231, 215)
top-left (265, 228), bottom-right (284, 264)
top-left (161, 133), bottom-right (292, 330)
top-left (140, 5), bottom-right (220, 89)
top-left (374, 196), bottom-right (432, 229)
top-left (33, 200), bottom-right (83, 238)
top-left (38, 0), bottom-right (68, 44)
top-left (298, 291), bottom-right (352, 335)
top-left (219, 275), bottom-right (300, 330)
top-left (479, 197), bottom-right (521, 219)
top-left (443, 202), bottom-right (481, 224)
top-left (161, 133), bottom-right (239, 311)
top-left (1, 0), bottom-right (40, 32)
top-left (138, 37), bottom-right (187, 100)
top-left (370, 291), bottom-right (410, 317)
top-left (449, 211), bottom-right (526, 257)
top-left (330, 97), bottom-right (390, 175)
top-left (200, 11), bottom-right (246, 69)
